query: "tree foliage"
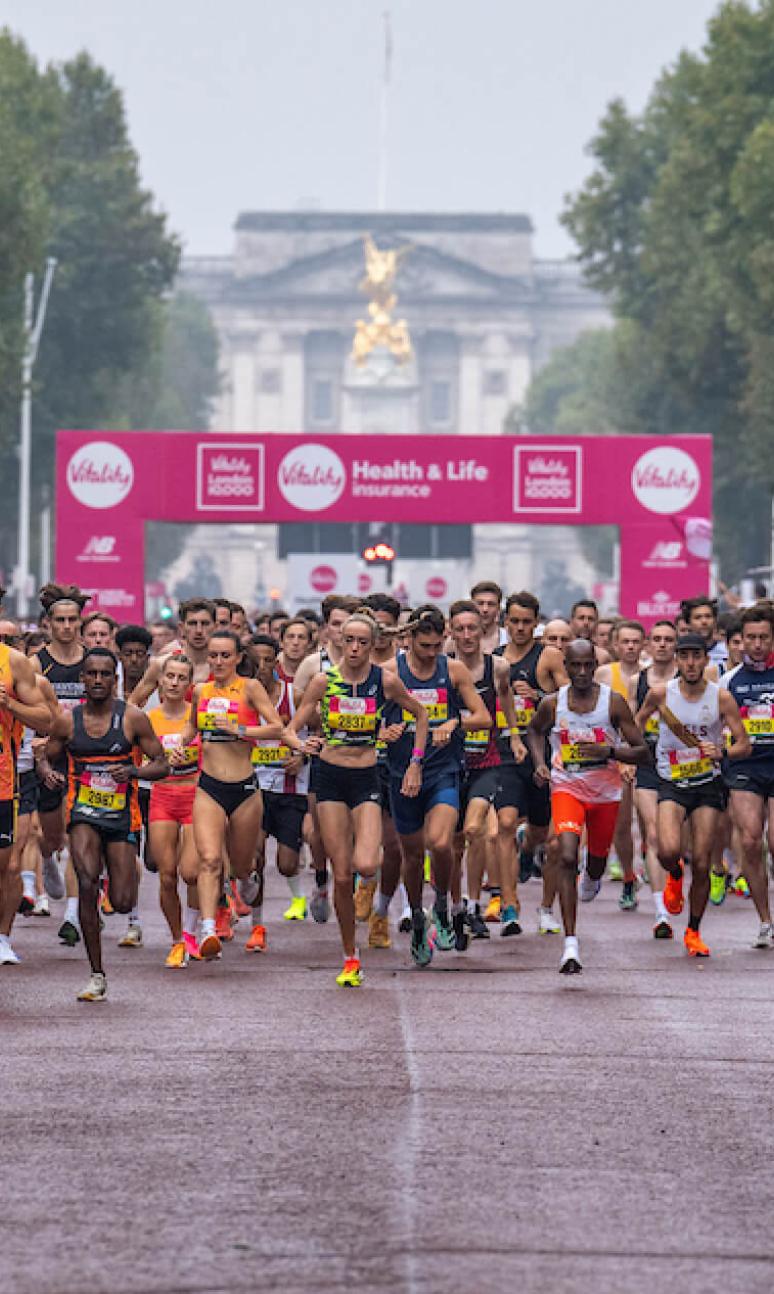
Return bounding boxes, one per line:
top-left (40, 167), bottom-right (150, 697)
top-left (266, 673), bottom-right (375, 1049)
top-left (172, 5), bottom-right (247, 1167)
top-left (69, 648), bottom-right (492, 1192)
top-left (554, 0), bottom-right (774, 579)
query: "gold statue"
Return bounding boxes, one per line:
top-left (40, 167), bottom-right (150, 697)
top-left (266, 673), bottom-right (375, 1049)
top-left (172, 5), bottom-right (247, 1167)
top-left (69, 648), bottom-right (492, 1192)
top-left (352, 235), bottom-right (413, 366)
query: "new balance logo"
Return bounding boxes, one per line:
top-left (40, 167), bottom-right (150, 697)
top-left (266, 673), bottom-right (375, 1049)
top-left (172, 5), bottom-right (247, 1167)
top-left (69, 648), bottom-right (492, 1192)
top-left (647, 542), bottom-right (682, 562)
top-left (83, 536), bottom-right (116, 556)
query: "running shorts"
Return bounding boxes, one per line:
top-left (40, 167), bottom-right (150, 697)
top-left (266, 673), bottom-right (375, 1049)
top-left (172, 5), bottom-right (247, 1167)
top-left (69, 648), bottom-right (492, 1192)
top-left (496, 763), bottom-right (551, 826)
top-left (315, 761), bottom-right (381, 811)
top-left (389, 771), bottom-right (460, 837)
top-left (724, 764), bottom-right (774, 799)
top-left (38, 755), bottom-right (67, 815)
top-left (150, 780), bottom-right (196, 826)
top-left (657, 777), bottom-right (727, 816)
top-left (18, 769), bottom-right (39, 818)
top-left (198, 772), bottom-right (257, 818)
top-left (551, 790), bottom-right (619, 858)
top-left (263, 790), bottom-right (307, 852)
top-left (0, 798), bottom-right (16, 848)
top-left (635, 764), bottom-right (660, 793)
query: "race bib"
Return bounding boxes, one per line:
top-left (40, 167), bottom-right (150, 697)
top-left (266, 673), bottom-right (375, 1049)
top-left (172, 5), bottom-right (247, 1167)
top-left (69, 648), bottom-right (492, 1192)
top-left (668, 748), bottom-right (713, 782)
top-left (403, 687), bottom-right (448, 726)
top-left (160, 733), bottom-right (198, 774)
top-left (77, 769), bottom-right (127, 812)
top-left (252, 743), bottom-right (291, 767)
top-left (198, 696), bottom-right (239, 731)
top-left (741, 704), bottom-right (774, 738)
top-left (645, 714), bottom-right (660, 737)
top-left (495, 702), bottom-right (509, 735)
top-left (559, 726), bottom-right (608, 768)
top-left (328, 695), bottom-right (377, 732)
top-left (513, 696), bottom-right (535, 729)
top-left (462, 710), bottom-right (488, 749)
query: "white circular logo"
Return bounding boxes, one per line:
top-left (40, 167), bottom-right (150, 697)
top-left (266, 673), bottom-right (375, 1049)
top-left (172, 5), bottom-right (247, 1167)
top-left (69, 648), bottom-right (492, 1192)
top-left (277, 444), bottom-right (346, 512)
top-left (67, 441), bottom-right (134, 510)
top-left (631, 447), bottom-right (700, 515)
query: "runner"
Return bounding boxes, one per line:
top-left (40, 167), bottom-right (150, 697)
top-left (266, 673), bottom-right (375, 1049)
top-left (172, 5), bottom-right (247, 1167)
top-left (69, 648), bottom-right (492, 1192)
top-left (0, 598), bottom-right (52, 965)
top-left (115, 623), bottom-right (155, 946)
top-left (681, 598), bottom-right (728, 671)
top-left (448, 600), bottom-right (525, 943)
top-left (470, 582), bottom-right (507, 653)
top-left (172, 630), bottom-right (287, 961)
top-left (81, 613), bottom-right (117, 651)
top-left (133, 598), bottom-right (217, 701)
top-left (383, 605), bottom-right (490, 967)
top-left (596, 620), bottom-right (646, 910)
top-left (39, 648), bottom-right (169, 1000)
top-left (248, 634), bottom-right (310, 949)
top-left (493, 591), bottom-right (568, 936)
top-left (569, 600), bottom-right (611, 664)
top-left (637, 634), bottom-right (749, 957)
top-left (147, 654), bottom-right (202, 967)
top-left (213, 599), bottom-right (234, 630)
top-left (633, 620), bottom-right (679, 937)
top-left (723, 605), bottom-right (774, 947)
top-left (526, 640), bottom-right (647, 974)
top-left (31, 583), bottom-right (89, 947)
top-left (542, 619), bottom-right (572, 653)
top-left (276, 617), bottom-right (313, 684)
top-left (288, 610), bottom-right (429, 986)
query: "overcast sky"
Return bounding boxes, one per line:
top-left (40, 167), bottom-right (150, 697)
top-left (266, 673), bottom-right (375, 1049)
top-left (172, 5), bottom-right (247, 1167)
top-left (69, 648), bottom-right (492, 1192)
top-left (4, 0), bottom-right (722, 259)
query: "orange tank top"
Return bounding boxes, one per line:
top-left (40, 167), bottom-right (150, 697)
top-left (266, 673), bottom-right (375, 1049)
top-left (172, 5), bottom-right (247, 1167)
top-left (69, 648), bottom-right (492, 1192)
top-left (196, 676), bottom-right (258, 743)
top-left (148, 707), bottom-right (200, 780)
top-left (0, 645), bottom-right (16, 800)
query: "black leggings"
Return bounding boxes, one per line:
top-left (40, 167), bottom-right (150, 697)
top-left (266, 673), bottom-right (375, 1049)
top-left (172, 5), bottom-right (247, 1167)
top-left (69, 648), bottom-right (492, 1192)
top-left (198, 772), bottom-right (257, 818)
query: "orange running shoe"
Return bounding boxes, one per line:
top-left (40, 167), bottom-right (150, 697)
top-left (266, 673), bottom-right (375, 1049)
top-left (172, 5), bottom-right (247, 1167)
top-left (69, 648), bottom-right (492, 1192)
top-left (663, 862), bottom-right (684, 916)
top-left (245, 923), bottom-right (267, 953)
top-left (215, 904), bottom-right (234, 941)
top-left (199, 932), bottom-right (222, 961)
top-left (230, 882), bottom-right (251, 919)
top-left (484, 894), bottom-right (501, 923)
top-left (684, 927), bottom-right (710, 957)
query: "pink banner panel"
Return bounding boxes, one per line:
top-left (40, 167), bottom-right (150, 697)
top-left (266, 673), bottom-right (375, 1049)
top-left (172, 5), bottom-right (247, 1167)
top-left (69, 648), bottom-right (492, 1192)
top-left (56, 431), bottom-right (713, 625)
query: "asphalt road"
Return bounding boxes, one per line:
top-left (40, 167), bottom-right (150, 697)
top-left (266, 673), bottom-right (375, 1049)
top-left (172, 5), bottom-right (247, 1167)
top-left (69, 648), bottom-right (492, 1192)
top-left (3, 868), bottom-right (774, 1294)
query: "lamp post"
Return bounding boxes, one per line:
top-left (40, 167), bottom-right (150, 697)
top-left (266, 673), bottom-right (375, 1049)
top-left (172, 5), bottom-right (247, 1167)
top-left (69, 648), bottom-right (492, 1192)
top-left (15, 257), bottom-right (56, 619)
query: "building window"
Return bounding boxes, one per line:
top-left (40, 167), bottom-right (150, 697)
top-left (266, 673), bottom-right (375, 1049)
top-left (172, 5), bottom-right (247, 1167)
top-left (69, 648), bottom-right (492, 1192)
top-left (429, 380), bottom-right (451, 425)
top-left (259, 368), bottom-right (281, 394)
top-left (484, 369), bottom-right (507, 396)
top-left (312, 378), bottom-right (334, 424)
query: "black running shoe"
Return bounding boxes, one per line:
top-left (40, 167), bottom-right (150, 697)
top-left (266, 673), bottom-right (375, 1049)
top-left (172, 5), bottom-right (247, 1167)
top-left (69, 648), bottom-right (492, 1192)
top-left (58, 920), bottom-right (80, 947)
top-left (453, 910), bottom-right (469, 952)
top-left (467, 910), bottom-right (490, 940)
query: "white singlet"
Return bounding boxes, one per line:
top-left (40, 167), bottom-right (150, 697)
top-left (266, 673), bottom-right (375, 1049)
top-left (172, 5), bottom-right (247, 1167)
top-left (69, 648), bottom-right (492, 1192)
top-left (549, 684), bottom-right (622, 804)
top-left (655, 678), bottom-right (723, 788)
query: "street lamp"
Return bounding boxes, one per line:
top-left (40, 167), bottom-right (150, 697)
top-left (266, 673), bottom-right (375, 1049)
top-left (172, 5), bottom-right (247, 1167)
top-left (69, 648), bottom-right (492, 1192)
top-left (14, 257), bottom-right (56, 619)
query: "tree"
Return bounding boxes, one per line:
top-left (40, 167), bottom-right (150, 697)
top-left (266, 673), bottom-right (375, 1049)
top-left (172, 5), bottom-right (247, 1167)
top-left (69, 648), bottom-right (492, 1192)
top-left (561, 0), bottom-right (774, 579)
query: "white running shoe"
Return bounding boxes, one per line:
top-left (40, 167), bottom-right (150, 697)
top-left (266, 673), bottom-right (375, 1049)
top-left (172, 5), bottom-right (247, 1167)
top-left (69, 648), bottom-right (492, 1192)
top-left (0, 938), bottom-right (21, 965)
top-left (753, 922), bottom-right (774, 949)
top-left (238, 870), bottom-right (261, 907)
top-left (33, 895), bottom-right (50, 917)
top-left (559, 936), bottom-right (582, 975)
top-left (538, 906), bottom-right (562, 935)
top-left (310, 887), bottom-right (330, 923)
top-left (118, 924), bottom-right (143, 948)
top-left (77, 972), bottom-right (107, 1002)
top-left (579, 873), bottom-right (602, 903)
top-left (43, 854), bottom-right (65, 900)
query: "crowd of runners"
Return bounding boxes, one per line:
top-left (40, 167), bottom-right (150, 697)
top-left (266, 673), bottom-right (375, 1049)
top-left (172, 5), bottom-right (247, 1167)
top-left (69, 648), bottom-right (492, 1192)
top-left (1, 576), bottom-right (773, 1000)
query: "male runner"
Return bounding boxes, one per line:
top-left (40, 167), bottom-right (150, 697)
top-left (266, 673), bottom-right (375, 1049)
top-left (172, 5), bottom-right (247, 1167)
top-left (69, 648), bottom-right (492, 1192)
top-left (681, 597), bottom-right (728, 670)
top-left (527, 640), bottom-right (647, 974)
top-left (723, 604), bottom-right (774, 946)
top-left (82, 613), bottom-right (117, 651)
top-left (637, 634), bottom-right (749, 957)
top-left (277, 618), bottom-right (313, 683)
top-left (633, 620), bottom-right (678, 937)
top-left (494, 592), bottom-right (568, 935)
top-left (470, 582), bottom-right (507, 653)
top-left (596, 620), bottom-right (646, 909)
top-left (570, 600), bottom-right (611, 664)
top-left (448, 600), bottom-right (525, 942)
top-left (542, 620), bottom-right (572, 653)
top-left (213, 599), bottom-right (234, 630)
top-left (40, 648), bottom-right (169, 1000)
top-left (0, 598), bottom-right (51, 965)
top-left (115, 623), bottom-right (155, 946)
top-left (133, 598), bottom-right (216, 700)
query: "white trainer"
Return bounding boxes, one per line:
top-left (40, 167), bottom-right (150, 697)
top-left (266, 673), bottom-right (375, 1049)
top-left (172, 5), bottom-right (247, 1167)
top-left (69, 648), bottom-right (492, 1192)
top-left (538, 906), bottom-right (562, 935)
top-left (579, 873), bottom-right (602, 903)
top-left (77, 972), bottom-right (107, 1002)
top-left (559, 936), bottom-right (582, 975)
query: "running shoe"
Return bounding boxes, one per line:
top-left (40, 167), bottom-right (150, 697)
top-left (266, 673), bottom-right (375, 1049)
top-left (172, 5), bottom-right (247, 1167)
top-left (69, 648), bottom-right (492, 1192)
top-left (336, 956), bottom-right (363, 987)
top-left (245, 924), bottom-right (267, 953)
top-left (0, 940), bottom-right (21, 965)
top-left (579, 873), bottom-right (601, 903)
top-left (559, 937), bottom-right (582, 975)
top-left (230, 882), bottom-right (251, 919)
top-left (753, 922), bottom-right (774, 949)
top-left (653, 919), bottom-right (673, 940)
top-left (432, 906), bottom-right (455, 951)
top-left (619, 881), bottom-right (638, 911)
top-left (165, 941), bottom-right (189, 969)
top-left (215, 904), bottom-right (233, 942)
top-left (310, 886), bottom-right (330, 924)
top-left (18, 894), bottom-right (35, 917)
top-left (467, 908), bottom-right (490, 940)
top-left (58, 920), bottom-right (80, 947)
top-left (199, 932), bottom-right (222, 961)
top-left (354, 877), bottom-right (376, 923)
top-left (684, 927), bottom-right (710, 957)
top-left (32, 895), bottom-right (50, 917)
top-left (709, 868), bottom-right (727, 906)
top-left (424, 852), bottom-right (432, 884)
top-left (118, 924), bottom-right (143, 948)
top-left (731, 876), bottom-right (750, 898)
top-left (483, 894), bottom-right (501, 923)
top-left (101, 879), bottom-right (114, 915)
top-left (368, 912), bottom-right (391, 949)
top-left (227, 894), bottom-right (240, 926)
top-left (283, 896), bottom-right (308, 922)
top-left (453, 909), bottom-right (469, 951)
top-left (238, 871), bottom-right (261, 907)
top-left (664, 863), bottom-right (685, 915)
top-left (607, 856), bottom-right (624, 881)
top-left (537, 906), bottom-right (561, 935)
top-left (398, 907), bottom-right (412, 934)
top-left (43, 855), bottom-right (65, 901)
top-left (182, 931), bottom-right (201, 961)
top-left (77, 972), bottom-right (107, 1002)
top-left (500, 904), bottom-right (522, 937)
top-left (410, 913), bottom-right (433, 967)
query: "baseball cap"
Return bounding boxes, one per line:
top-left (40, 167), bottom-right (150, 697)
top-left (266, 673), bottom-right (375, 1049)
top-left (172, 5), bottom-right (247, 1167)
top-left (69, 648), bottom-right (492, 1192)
top-left (675, 633), bottom-right (707, 652)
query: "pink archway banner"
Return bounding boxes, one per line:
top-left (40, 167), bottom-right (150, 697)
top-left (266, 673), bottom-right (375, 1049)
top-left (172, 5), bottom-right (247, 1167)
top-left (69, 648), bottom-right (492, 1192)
top-left (56, 431), bottom-right (712, 626)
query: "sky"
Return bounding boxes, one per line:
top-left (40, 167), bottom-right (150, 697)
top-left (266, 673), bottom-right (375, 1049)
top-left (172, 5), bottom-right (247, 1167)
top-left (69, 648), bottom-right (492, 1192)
top-left (4, 0), bottom-right (723, 259)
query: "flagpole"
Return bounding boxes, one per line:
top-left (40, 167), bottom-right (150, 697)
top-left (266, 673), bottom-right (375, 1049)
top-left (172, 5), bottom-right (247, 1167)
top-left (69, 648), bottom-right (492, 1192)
top-left (377, 10), bottom-right (391, 211)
